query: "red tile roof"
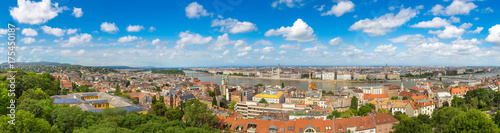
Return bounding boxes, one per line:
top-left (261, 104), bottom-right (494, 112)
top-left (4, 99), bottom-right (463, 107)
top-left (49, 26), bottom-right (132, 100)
top-left (364, 93), bottom-right (389, 100)
top-left (372, 113), bottom-right (399, 125)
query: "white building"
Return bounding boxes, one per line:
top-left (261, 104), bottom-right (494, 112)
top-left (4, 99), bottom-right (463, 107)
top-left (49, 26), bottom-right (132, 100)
top-left (321, 72), bottom-right (336, 80)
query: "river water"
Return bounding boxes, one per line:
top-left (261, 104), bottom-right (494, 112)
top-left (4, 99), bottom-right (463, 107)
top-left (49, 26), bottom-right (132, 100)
top-left (185, 71), bottom-right (500, 91)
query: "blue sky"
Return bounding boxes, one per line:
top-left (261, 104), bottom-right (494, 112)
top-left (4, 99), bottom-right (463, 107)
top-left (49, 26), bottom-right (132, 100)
top-left (0, 0), bottom-right (499, 67)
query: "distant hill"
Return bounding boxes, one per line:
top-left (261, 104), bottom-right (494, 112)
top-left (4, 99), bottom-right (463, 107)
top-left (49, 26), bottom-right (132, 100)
top-left (0, 61), bottom-right (71, 66)
top-left (92, 66), bottom-right (135, 69)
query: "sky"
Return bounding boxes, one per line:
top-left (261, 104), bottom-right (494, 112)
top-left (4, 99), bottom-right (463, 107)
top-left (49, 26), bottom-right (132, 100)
top-left (0, 0), bottom-right (500, 67)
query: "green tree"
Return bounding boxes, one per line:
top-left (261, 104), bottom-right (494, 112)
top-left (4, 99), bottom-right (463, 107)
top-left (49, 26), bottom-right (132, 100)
top-left (281, 82), bottom-right (285, 88)
top-left (19, 88), bottom-right (49, 101)
top-left (358, 105), bottom-right (373, 116)
top-left (184, 99), bottom-right (216, 127)
top-left (340, 109), bottom-right (354, 118)
top-left (393, 118), bottom-right (432, 133)
top-left (51, 106), bottom-right (91, 133)
top-left (350, 96), bottom-right (358, 110)
top-left (0, 110), bottom-right (58, 133)
top-left (165, 107), bottom-right (183, 121)
top-left (18, 98), bottom-right (54, 120)
top-left (391, 96), bottom-right (399, 100)
top-left (451, 95), bottom-right (466, 108)
top-left (416, 114), bottom-right (431, 124)
top-left (73, 121), bottom-right (133, 133)
top-left (492, 110), bottom-right (500, 127)
top-left (256, 83), bottom-right (263, 87)
top-left (152, 102), bottom-right (168, 117)
top-left (448, 109), bottom-right (500, 133)
top-left (114, 84), bottom-right (122, 96)
top-left (378, 108), bottom-right (389, 114)
top-left (135, 89), bottom-right (141, 92)
top-left (327, 110), bottom-right (341, 119)
top-left (432, 107), bottom-right (461, 132)
top-left (229, 100), bottom-right (237, 111)
top-left (402, 96), bottom-right (408, 100)
top-left (211, 97), bottom-right (217, 107)
top-left (259, 98), bottom-right (268, 104)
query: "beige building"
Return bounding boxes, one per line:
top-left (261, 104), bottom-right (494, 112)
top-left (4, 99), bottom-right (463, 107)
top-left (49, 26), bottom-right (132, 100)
top-left (234, 101), bottom-right (310, 119)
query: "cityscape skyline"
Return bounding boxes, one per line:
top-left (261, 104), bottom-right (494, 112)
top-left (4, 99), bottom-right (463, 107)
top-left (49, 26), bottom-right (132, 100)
top-left (1, 0), bottom-right (500, 67)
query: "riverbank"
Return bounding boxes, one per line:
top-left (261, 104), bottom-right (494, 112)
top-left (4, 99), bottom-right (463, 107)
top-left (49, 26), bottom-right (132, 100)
top-left (211, 74), bottom-right (401, 83)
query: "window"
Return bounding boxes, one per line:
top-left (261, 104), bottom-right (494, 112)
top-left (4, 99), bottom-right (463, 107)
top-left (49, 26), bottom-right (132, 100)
top-left (379, 127), bottom-right (381, 131)
top-left (317, 127), bottom-right (320, 131)
top-left (305, 129), bottom-right (315, 133)
top-left (385, 126), bottom-right (387, 130)
top-left (300, 128), bottom-right (303, 132)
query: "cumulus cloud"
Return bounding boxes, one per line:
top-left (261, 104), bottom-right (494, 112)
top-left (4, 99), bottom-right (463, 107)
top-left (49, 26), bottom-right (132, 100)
top-left (429, 26), bottom-right (465, 39)
top-left (66, 28), bottom-right (78, 35)
top-left (430, 0), bottom-right (477, 16)
top-left (254, 47), bottom-right (276, 53)
top-left (41, 25), bottom-right (65, 36)
top-left (253, 39), bottom-right (273, 46)
top-left (302, 45), bottom-right (327, 52)
top-left (278, 50), bottom-right (287, 54)
top-left (185, 2), bottom-right (211, 19)
top-left (315, 5), bottom-right (325, 11)
top-left (211, 18), bottom-right (257, 34)
top-left (329, 37), bottom-right (343, 46)
top-left (126, 25), bottom-right (144, 32)
top-left (117, 35), bottom-right (139, 43)
top-left (374, 44), bottom-right (397, 55)
top-left (149, 26), bottom-right (156, 32)
top-left (486, 25), bottom-right (500, 44)
top-left (76, 49), bottom-right (86, 55)
top-left (209, 33), bottom-right (234, 51)
top-left (175, 31), bottom-right (213, 49)
top-left (9, 0), bottom-right (65, 24)
top-left (349, 6), bottom-right (421, 36)
top-left (72, 7), bottom-right (83, 18)
top-left (271, 0), bottom-right (305, 9)
top-left (450, 16), bottom-right (460, 23)
top-left (410, 17), bottom-right (450, 28)
top-left (265, 18), bottom-right (316, 42)
top-left (279, 44), bottom-right (301, 50)
top-left (237, 52), bottom-right (248, 56)
top-left (341, 45), bottom-right (363, 56)
top-left (234, 40), bottom-right (252, 52)
top-left (100, 22), bottom-right (119, 33)
top-left (469, 27), bottom-right (483, 34)
top-left (223, 50), bottom-right (230, 55)
top-left (22, 28), bottom-right (38, 36)
top-left (459, 23), bottom-right (472, 29)
top-left (61, 33), bottom-right (92, 47)
top-left (150, 38), bottom-right (161, 45)
top-left (321, 1), bottom-right (355, 17)
top-left (21, 37), bottom-right (36, 44)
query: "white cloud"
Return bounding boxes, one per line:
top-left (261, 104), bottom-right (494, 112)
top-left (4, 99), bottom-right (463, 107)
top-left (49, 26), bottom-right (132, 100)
top-left (234, 40), bottom-right (252, 52)
top-left (253, 39), bottom-right (273, 46)
top-left (211, 18), bottom-right (257, 34)
top-left (341, 45), bottom-right (363, 56)
top-left (410, 17), bottom-right (450, 28)
top-left (486, 25), bottom-right (500, 44)
top-left (254, 47), bottom-right (276, 53)
top-left (185, 2), bottom-right (211, 19)
top-left (76, 49), bottom-right (86, 55)
top-left (469, 27), bottom-right (483, 34)
top-left (430, 0), bottom-right (477, 16)
top-left (149, 26), bottom-right (156, 32)
top-left (459, 23), bottom-right (472, 29)
top-left (315, 5), bottom-right (325, 11)
top-left (41, 25), bottom-right (65, 36)
top-left (0, 29), bottom-right (7, 36)
top-left (321, 1), bottom-right (355, 17)
top-left (72, 7), bottom-right (83, 18)
top-left (349, 6), bottom-right (420, 36)
top-left (482, 7), bottom-right (494, 13)
top-left (329, 37), bottom-right (343, 46)
top-left (22, 28), bottom-right (38, 36)
top-left (302, 45), bottom-right (327, 52)
top-left (21, 37), bottom-right (36, 44)
top-left (279, 44), bottom-right (301, 50)
top-left (126, 25), bottom-right (144, 32)
top-left (117, 35), bottom-right (139, 43)
top-left (278, 50), bottom-right (287, 54)
top-left (175, 31), bottom-right (213, 49)
top-left (450, 16), bottom-right (460, 23)
top-left (237, 52), bottom-right (248, 56)
top-left (9, 0), bottom-right (65, 24)
top-left (473, 17), bottom-right (479, 21)
top-left (265, 18), bottom-right (316, 42)
top-left (66, 28), bottom-right (78, 35)
top-left (271, 0), bottom-right (305, 9)
top-left (209, 33), bottom-right (234, 51)
top-left (223, 50), bottom-right (230, 55)
top-left (152, 38), bottom-right (161, 45)
top-left (62, 33), bottom-right (92, 47)
top-left (374, 44), bottom-right (397, 55)
top-left (100, 22), bottom-right (119, 33)
top-left (429, 26), bottom-right (465, 39)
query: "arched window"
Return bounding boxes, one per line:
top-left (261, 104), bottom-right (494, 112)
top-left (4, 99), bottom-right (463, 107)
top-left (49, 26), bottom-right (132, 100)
top-left (304, 128), bottom-right (316, 133)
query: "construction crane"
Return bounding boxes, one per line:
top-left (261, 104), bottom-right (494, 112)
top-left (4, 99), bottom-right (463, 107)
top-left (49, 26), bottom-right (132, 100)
top-left (328, 82), bottom-right (336, 95)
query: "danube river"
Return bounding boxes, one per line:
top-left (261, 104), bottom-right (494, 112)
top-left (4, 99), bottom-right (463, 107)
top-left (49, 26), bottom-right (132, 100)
top-left (185, 71), bottom-right (500, 91)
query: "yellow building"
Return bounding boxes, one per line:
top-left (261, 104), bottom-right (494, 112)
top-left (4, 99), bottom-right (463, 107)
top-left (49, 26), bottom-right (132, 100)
top-left (89, 100), bottom-right (110, 109)
top-left (252, 91), bottom-right (284, 103)
top-left (82, 93), bottom-right (99, 100)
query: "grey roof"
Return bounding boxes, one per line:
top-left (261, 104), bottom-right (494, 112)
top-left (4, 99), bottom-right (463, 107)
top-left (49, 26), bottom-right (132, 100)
top-left (76, 103), bottom-right (96, 111)
top-left (180, 94), bottom-right (196, 102)
top-left (121, 106), bottom-right (146, 112)
top-left (89, 100), bottom-right (108, 104)
top-left (54, 99), bottom-right (80, 104)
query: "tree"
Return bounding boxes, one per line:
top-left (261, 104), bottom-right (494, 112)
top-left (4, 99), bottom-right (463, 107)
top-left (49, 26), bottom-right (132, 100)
top-left (51, 106), bottom-right (92, 133)
top-left (135, 89), bottom-right (141, 92)
top-left (165, 107), bottom-right (183, 121)
top-left (350, 96), bottom-right (358, 110)
top-left (211, 97), bottom-right (217, 107)
top-left (259, 98), bottom-right (268, 104)
top-left (327, 91), bottom-right (334, 95)
top-left (391, 96), bottom-right (399, 100)
top-left (358, 105), bottom-right (373, 116)
top-left (432, 107), bottom-right (461, 132)
top-left (327, 110), bottom-right (341, 119)
top-left (0, 110), bottom-right (58, 133)
top-left (340, 109), bottom-right (354, 118)
top-left (393, 118), bottom-right (432, 133)
top-left (492, 110), bottom-right (500, 127)
top-left (416, 114), bottom-right (431, 124)
top-left (208, 90), bottom-right (215, 97)
top-left (256, 83), bottom-right (263, 87)
top-left (452, 95), bottom-right (466, 108)
top-left (402, 96), bottom-right (408, 100)
top-left (448, 109), bottom-right (500, 133)
top-left (19, 88), bottom-right (49, 101)
top-left (73, 121), bottom-right (133, 133)
top-left (126, 80), bottom-right (130, 87)
top-left (184, 99), bottom-right (216, 127)
top-left (152, 102), bottom-right (168, 117)
top-left (322, 90), bottom-right (326, 95)
top-left (229, 100), bottom-right (237, 111)
top-left (281, 82), bottom-right (285, 88)
top-left (114, 84), bottom-right (122, 96)
top-left (378, 108), bottom-right (389, 114)
top-left (18, 98), bottom-right (54, 120)
top-left (464, 88), bottom-right (492, 109)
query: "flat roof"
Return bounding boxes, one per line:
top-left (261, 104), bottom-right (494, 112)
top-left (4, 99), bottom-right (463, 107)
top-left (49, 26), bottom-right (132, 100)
top-left (54, 99), bottom-right (80, 104)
